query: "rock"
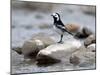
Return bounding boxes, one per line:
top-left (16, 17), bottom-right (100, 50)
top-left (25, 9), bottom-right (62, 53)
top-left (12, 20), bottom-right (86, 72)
top-left (31, 33), bottom-right (55, 47)
top-left (22, 33), bottom-right (55, 59)
top-left (11, 50), bottom-right (24, 66)
top-left (82, 27), bottom-right (93, 37)
top-left (36, 40), bottom-right (81, 66)
top-left (87, 44), bottom-right (96, 52)
top-left (79, 51), bottom-right (95, 67)
top-left (74, 31), bottom-right (86, 39)
top-left (12, 47), bottom-right (22, 54)
top-left (74, 27), bottom-right (93, 39)
top-left (36, 54), bottom-right (61, 66)
top-left (70, 55), bottom-right (80, 66)
top-left (22, 40), bottom-right (41, 59)
top-left (70, 46), bottom-right (95, 67)
top-left (84, 35), bottom-right (96, 47)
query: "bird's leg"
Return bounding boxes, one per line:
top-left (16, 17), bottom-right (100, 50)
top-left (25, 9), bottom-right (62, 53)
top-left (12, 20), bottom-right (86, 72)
top-left (58, 34), bottom-right (63, 43)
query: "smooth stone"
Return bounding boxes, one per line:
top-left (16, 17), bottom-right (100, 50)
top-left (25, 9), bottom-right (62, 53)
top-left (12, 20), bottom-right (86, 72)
top-left (82, 27), bottom-right (93, 36)
top-left (70, 46), bottom-right (95, 67)
top-left (87, 44), bottom-right (96, 52)
top-left (74, 27), bottom-right (93, 39)
top-left (21, 33), bottom-right (55, 59)
top-left (84, 35), bottom-right (95, 47)
top-left (22, 37), bottom-right (53, 58)
top-left (31, 33), bottom-right (55, 47)
top-left (12, 47), bottom-right (22, 54)
top-left (69, 55), bottom-right (80, 66)
top-left (36, 40), bottom-right (81, 66)
top-left (22, 40), bottom-right (42, 59)
top-left (79, 51), bottom-right (95, 67)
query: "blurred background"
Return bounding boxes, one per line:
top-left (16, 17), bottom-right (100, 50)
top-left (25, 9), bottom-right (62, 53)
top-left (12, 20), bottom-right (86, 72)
top-left (12, 0), bottom-right (96, 47)
top-left (11, 0), bottom-right (96, 74)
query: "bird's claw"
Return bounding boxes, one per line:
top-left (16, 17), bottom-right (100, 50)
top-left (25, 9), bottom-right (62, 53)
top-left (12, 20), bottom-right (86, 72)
top-left (57, 41), bottom-right (64, 44)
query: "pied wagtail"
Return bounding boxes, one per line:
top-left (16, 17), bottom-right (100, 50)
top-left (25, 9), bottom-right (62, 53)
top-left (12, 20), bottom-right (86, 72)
top-left (51, 13), bottom-right (74, 43)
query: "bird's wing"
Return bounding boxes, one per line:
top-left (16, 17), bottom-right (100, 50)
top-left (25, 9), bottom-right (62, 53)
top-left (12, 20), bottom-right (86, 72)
top-left (56, 25), bottom-right (73, 36)
top-left (65, 24), bottom-right (80, 32)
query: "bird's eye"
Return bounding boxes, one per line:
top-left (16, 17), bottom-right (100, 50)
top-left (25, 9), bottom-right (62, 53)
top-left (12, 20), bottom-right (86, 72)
top-left (55, 14), bottom-right (58, 18)
top-left (52, 13), bottom-right (59, 18)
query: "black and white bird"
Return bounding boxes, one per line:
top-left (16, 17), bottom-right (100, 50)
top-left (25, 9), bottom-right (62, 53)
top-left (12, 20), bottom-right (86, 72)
top-left (51, 13), bottom-right (74, 43)
top-left (51, 13), bottom-right (93, 43)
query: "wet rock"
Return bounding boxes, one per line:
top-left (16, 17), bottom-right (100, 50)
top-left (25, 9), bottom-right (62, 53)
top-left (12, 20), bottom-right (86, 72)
top-left (70, 46), bottom-right (95, 67)
top-left (70, 55), bottom-right (80, 66)
top-left (36, 54), bottom-right (61, 67)
top-left (84, 35), bottom-right (96, 47)
top-left (22, 33), bottom-right (55, 59)
top-left (74, 31), bottom-right (86, 39)
top-left (31, 33), bottom-right (55, 47)
top-left (74, 27), bottom-right (93, 39)
top-left (12, 47), bottom-right (22, 54)
top-left (36, 40), bottom-right (81, 66)
top-left (82, 27), bottom-right (93, 36)
top-left (22, 40), bottom-right (41, 59)
top-left (11, 50), bottom-right (24, 67)
top-left (87, 44), bottom-right (96, 52)
top-left (79, 51), bottom-right (95, 67)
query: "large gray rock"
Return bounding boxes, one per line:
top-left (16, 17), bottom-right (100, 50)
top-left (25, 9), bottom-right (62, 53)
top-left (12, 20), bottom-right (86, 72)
top-left (84, 34), bottom-right (96, 47)
top-left (74, 27), bottom-right (93, 39)
top-left (31, 33), bottom-right (55, 47)
top-left (22, 34), bottom-right (55, 59)
top-left (13, 33), bottom-right (55, 59)
top-left (36, 40), bottom-right (81, 66)
top-left (12, 47), bottom-right (22, 55)
top-left (69, 46), bottom-right (95, 67)
top-left (87, 44), bottom-right (96, 52)
top-left (70, 55), bottom-right (80, 66)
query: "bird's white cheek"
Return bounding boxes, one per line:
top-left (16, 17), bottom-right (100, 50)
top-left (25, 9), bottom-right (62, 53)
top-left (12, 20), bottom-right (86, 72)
top-left (53, 26), bottom-right (63, 34)
top-left (56, 17), bottom-right (59, 21)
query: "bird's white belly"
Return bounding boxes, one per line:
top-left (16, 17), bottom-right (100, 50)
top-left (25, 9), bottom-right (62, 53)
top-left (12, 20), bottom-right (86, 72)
top-left (53, 25), bottom-right (63, 34)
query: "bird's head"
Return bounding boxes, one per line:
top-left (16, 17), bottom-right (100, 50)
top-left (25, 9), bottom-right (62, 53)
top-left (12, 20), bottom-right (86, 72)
top-left (51, 13), bottom-right (60, 21)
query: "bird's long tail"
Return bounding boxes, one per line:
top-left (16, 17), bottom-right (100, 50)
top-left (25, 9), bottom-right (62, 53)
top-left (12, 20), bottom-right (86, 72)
top-left (65, 29), bottom-right (74, 36)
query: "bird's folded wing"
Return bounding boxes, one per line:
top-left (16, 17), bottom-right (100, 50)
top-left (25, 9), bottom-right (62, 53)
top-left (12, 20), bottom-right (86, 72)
top-left (56, 25), bottom-right (74, 36)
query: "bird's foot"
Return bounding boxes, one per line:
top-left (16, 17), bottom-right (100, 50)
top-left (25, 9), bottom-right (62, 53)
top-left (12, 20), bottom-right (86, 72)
top-left (57, 41), bottom-right (64, 44)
